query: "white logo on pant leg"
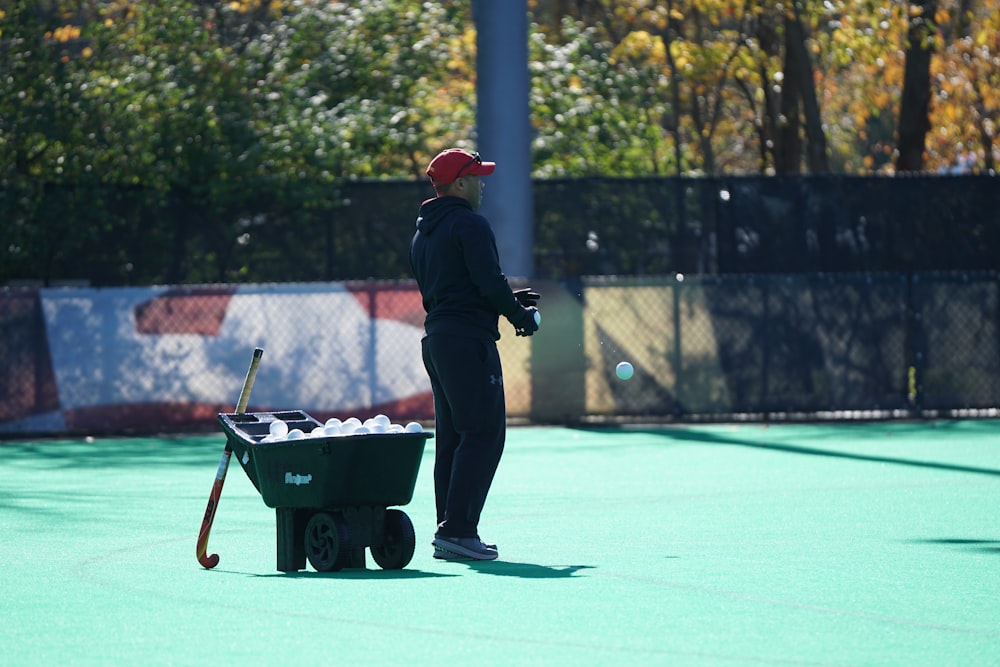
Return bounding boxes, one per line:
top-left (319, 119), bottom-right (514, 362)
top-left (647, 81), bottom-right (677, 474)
top-left (489, 374), bottom-right (503, 386)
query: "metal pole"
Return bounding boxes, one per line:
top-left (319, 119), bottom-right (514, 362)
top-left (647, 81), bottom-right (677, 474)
top-left (473, 0), bottom-right (534, 278)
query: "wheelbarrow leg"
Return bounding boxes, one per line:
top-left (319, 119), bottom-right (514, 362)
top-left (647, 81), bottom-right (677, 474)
top-left (336, 546), bottom-right (367, 569)
top-left (276, 507), bottom-right (307, 572)
top-left (336, 507), bottom-right (369, 569)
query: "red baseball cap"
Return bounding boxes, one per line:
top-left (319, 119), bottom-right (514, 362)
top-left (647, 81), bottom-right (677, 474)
top-left (426, 148), bottom-right (496, 187)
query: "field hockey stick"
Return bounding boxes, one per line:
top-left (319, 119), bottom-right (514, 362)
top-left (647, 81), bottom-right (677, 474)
top-left (196, 347), bottom-right (263, 569)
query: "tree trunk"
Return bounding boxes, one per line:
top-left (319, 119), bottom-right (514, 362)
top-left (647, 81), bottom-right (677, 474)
top-left (973, 83), bottom-right (995, 173)
top-left (895, 0), bottom-right (938, 173)
top-left (787, 5), bottom-right (829, 173)
top-left (776, 19), bottom-right (803, 174)
top-left (753, 11), bottom-right (783, 172)
top-left (658, 9), bottom-right (685, 177)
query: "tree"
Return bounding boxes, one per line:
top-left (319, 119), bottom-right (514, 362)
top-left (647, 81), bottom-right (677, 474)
top-left (531, 0), bottom-right (999, 175)
top-left (926, 0), bottom-right (999, 173)
top-left (531, 0), bottom-right (833, 175)
top-left (0, 1), bottom-right (101, 280)
top-left (778, 2), bottom-right (829, 173)
top-left (528, 18), bottom-right (677, 176)
top-left (896, 0), bottom-right (938, 171)
top-left (0, 0), bottom-right (476, 285)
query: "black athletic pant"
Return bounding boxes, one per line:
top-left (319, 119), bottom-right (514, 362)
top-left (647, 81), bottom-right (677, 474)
top-left (421, 333), bottom-right (506, 539)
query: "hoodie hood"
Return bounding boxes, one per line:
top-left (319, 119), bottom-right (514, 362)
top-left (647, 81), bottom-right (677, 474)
top-left (416, 196), bottom-right (472, 236)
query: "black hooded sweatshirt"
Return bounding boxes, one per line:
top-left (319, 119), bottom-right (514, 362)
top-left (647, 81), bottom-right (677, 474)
top-left (409, 196), bottom-right (524, 341)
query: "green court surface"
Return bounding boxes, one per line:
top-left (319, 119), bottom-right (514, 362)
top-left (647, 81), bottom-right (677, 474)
top-left (2, 421), bottom-right (999, 666)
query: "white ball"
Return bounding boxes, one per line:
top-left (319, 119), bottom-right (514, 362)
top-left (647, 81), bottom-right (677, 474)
top-left (269, 420), bottom-right (288, 437)
top-left (533, 310), bottom-right (541, 326)
top-left (310, 426), bottom-right (326, 438)
top-left (388, 424), bottom-right (405, 433)
top-left (354, 426), bottom-right (371, 435)
top-left (286, 428), bottom-right (305, 440)
top-left (324, 417), bottom-right (343, 429)
top-left (343, 417), bottom-right (362, 430)
top-left (323, 423), bottom-right (342, 436)
top-left (371, 423), bottom-right (388, 433)
top-left (372, 414), bottom-right (391, 428)
top-left (404, 421), bottom-right (423, 433)
top-left (615, 361), bottom-right (634, 381)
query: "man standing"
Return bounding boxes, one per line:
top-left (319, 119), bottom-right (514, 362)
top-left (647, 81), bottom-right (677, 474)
top-left (409, 148), bottom-right (539, 561)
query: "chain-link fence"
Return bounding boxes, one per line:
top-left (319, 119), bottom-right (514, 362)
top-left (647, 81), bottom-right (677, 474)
top-left (3, 271), bottom-right (998, 436)
top-left (577, 272), bottom-right (999, 421)
top-left (913, 272), bottom-right (1000, 413)
top-left (5, 174), bottom-right (998, 434)
top-left (579, 273), bottom-right (909, 419)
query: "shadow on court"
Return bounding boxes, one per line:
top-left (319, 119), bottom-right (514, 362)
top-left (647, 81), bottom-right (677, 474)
top-left (0, 436), bottom-right (223, 469)
top-left (248, 568), bottom-right (460, 580)
top-left (457, 561), bottom-right (595, 578)
top-left (908, 538), bottom-right (1000, 555)
top-left (244, 562), bottom-right (596, 579)
top-left (575, 424), bottom-right (1000, 478)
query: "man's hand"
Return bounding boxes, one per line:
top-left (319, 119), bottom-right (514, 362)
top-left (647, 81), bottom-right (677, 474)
top-left (513, 288), bottom-right (540, 308)
top-left (513, 306), bottom-right (539, 337)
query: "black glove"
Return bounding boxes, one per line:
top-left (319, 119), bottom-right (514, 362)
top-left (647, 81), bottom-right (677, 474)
top-left (512, 306), bottom-right (539, 337)
top-left (513, 287), bottom-right (540, 308)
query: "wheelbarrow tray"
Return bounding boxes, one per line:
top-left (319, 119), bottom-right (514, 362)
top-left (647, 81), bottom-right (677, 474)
top-left (218, 410), bottom-right (430, 509)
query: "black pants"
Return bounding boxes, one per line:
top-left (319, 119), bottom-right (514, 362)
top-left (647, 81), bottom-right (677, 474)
top-left (421, 333), bottom-right (506, 539)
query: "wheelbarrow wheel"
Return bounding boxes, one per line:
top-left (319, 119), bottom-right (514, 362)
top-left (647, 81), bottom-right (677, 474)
top-left (304, 512), bottom-right (349, 572)
top-left (371, 509), bottom-right (415, 570)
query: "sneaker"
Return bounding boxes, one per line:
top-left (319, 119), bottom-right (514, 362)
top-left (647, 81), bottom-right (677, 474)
top-left (432, 542), bottom-right (497, 560)
top-left (432, 535), bottom-right (498, 560)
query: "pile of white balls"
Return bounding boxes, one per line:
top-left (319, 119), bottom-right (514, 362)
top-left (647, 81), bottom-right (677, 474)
top-left (261, 414), bottom-right (424, 443)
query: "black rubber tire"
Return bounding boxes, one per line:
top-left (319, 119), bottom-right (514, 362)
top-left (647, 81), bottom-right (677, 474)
top-left (304, 512), bottom-right (349, 572)
top-left (370, 509), bottom-right (415, 570)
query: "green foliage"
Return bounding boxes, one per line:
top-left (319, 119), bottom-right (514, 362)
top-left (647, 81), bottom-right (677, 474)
top-left (529, 19), bottom-right (676, 177)
top-left (0, 0), bottom-right (473, 285)
top-left (2, 0), bottom-right (999, 286)
top-left (532, 0), bottom-right (999, 175)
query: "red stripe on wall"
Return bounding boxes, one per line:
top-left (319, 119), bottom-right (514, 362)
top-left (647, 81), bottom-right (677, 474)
top-left (134, 287), bottom-right (237, 336)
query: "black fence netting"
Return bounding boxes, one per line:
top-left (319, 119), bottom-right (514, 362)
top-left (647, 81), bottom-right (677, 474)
top-left (911, 272), bottom-right (1000, 412)
top-left (2, 175), bottom-right (999, 286)
top-left (582, 273), bottom-right (912, 420)
top-left (533, 175), bottom-right (1000, 278)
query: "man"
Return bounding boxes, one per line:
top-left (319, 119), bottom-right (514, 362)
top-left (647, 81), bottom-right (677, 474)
top-left (409, 147), bottom-right (539, 561)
